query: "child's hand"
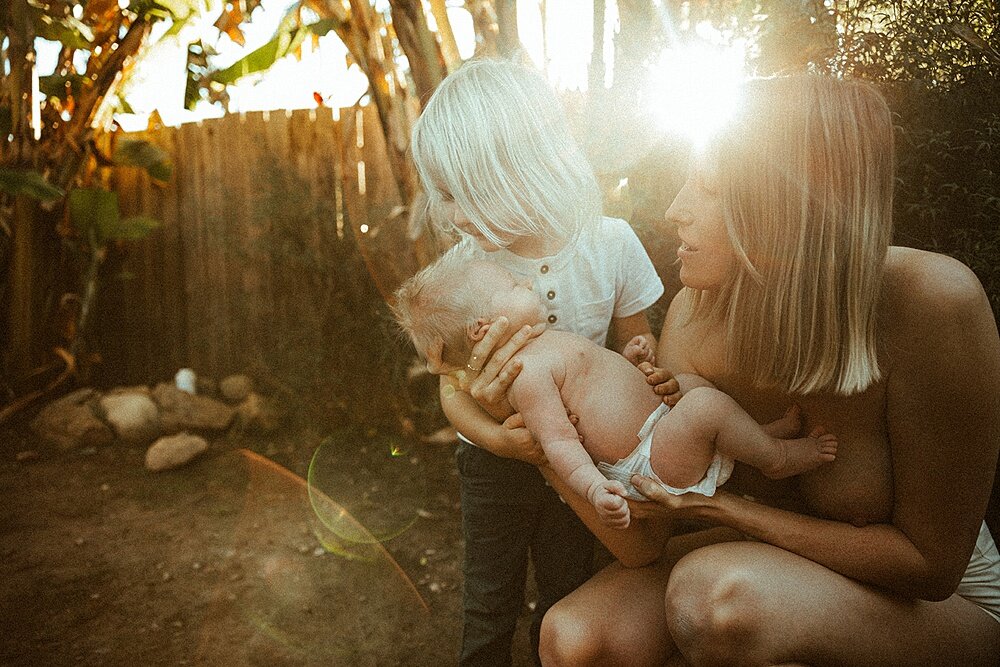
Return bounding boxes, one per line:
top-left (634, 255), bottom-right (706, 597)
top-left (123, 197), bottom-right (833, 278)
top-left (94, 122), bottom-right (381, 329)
top-left (623, 335), bottom-right (655, 367)
top-left (637, 362), bottom-right (682, 407)
top-left (589, 480), bottom-right (630, 529)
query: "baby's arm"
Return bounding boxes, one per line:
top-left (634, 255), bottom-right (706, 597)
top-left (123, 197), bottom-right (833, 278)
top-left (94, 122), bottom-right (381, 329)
top-left (510, 369), bottom-right (631, 528)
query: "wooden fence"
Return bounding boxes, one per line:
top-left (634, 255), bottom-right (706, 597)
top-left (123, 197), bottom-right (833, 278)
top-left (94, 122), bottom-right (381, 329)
top-left (102, 106), bottom-right (429, 386)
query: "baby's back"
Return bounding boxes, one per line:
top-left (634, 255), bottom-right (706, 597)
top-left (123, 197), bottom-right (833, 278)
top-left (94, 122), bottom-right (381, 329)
top-left (519, 330), bottom-right (664, 464)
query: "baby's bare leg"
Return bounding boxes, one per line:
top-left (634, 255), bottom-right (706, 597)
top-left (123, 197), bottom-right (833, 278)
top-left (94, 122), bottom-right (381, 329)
top-left (650, 387), bottom-right (837, 487)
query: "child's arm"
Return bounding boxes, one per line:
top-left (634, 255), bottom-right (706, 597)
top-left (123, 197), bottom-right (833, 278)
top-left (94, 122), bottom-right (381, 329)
top-left (510, 369), bottom-right (630, 527)
top-left (438, 376), bottom-right (546, 465)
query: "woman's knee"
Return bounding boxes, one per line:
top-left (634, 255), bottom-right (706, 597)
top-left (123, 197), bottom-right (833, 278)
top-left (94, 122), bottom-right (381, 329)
top-left (665, 549), bottom-right (767, 666)
top-left (538, 604), bottom-right (603, 666)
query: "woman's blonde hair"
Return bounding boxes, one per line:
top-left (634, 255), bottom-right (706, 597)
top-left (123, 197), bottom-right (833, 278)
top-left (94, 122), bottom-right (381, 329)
top-left (410, 58), bottom-right (601, 248)
top-left (391, 250), bottom-right (496, 368)
top-left (691, 75), bottom-right (894, 395)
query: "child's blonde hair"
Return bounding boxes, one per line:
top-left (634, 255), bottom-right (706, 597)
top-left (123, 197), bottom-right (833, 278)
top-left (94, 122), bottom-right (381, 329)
top-left (410, 58), bottom-right (601, 248)
top-left (391, 250), bottom-right (497, 369)
top-left (691, 75), bottom-right (894, 395)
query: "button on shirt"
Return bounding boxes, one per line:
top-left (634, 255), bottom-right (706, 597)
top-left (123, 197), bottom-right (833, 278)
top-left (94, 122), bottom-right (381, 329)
top-left (455, 216), bottom-right (664, 346)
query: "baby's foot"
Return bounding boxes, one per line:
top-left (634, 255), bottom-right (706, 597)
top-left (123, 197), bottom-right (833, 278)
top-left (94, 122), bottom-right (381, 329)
top-left (762, 404), bottom-right (802, 439)
top-left (763, 425), bottom-right (838, 479)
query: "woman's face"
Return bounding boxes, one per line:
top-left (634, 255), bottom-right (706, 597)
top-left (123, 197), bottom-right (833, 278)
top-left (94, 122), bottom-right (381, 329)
top-left (664, 159), bottom-right (736, 290)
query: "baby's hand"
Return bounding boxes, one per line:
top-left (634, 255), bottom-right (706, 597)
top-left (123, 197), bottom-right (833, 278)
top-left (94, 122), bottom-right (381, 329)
top-left (637, 362), bottom-right (682, 407)
top-left (623, 336), bottom-right (655, 367)
top-left (589, 480), bottom-right (630, 529)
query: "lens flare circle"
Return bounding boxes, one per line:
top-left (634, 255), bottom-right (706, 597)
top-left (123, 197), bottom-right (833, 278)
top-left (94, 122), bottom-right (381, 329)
top-left (307, 433), bottom-right (424, 546)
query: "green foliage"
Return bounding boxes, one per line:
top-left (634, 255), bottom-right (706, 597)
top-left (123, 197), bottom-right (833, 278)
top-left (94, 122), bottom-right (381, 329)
top-left (68, 188), bottom-right (160, 246)
top-left (30, 8), bottom-right (94, 49)
top-left (112, 139), bottom-right (173, 181)
top-left (0, 168), bottom-right (65, 202)
top-left (210, 20), bottom-right (343, 86)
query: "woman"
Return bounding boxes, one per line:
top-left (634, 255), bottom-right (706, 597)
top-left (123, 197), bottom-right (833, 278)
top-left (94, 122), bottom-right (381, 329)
top-left (536, 74), bottom-right (1000, 665)
top-left (471, 74), bottom-right (1000, 665)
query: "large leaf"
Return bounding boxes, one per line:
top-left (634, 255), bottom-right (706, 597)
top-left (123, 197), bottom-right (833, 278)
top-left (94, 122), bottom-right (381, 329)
top-left (212, 27), bottom-right (308, 85)
top-left (209, 19), bottom-right (340, 86)
top-left (68, 187), bottom-right (119, 245)
top-left (0, 168), bottom-right (65, 202)
top-left (112, 139), bottom-right (173, 181)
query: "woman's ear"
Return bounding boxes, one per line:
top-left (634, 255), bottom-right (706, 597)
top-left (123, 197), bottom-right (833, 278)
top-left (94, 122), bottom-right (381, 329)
top-left (423, 337), bottom-right (446, 374)
top-left (467, 318), bottom-right (491, 342)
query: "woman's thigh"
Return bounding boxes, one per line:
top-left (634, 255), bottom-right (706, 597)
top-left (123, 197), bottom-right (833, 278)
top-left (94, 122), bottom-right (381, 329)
top-left (539, 527), bottom-right (741, 667)
top-left (667, 541), bottom-right (1000, 667)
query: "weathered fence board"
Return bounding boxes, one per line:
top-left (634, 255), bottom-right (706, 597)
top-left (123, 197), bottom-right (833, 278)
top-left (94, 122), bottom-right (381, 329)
top-left (102, 106), bottom-right (419, 386)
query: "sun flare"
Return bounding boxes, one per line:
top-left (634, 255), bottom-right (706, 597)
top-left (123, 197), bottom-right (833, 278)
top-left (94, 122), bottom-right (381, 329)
top-left (647, 35), bottom-right (747, 148)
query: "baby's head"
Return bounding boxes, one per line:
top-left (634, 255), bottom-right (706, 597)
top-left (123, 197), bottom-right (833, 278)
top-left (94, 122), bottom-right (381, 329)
top-left (392, 251), bottom-right (544, 374)
top-left (410, 58), bottom-right (600, 250)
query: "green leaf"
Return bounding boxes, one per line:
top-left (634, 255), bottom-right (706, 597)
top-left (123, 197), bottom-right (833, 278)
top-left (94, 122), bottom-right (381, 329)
top-left (0, 168), bottom-right (65, 202)
top-left (34, 14), bottom-right (94, 49)
top-left (39, 73), bottom-right (86, 99)
top-left (112, 139), bottom-right (173, 181)
top-left (310, 18), bottom-right (343, 37)
top-left (212, 27), bottom-right (307, 85)
top-left (69, 187), bottom-right (119, 245)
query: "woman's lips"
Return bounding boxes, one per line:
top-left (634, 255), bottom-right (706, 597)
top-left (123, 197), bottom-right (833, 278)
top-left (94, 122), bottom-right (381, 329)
top-left (677, 242), bottom-right (698, 258)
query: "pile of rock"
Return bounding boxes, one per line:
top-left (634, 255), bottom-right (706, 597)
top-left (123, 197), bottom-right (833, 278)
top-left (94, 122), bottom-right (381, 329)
top-left (30, 372), bottom-right (280, 472)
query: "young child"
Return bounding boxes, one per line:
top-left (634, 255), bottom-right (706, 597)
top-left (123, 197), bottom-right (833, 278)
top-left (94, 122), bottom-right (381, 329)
top-left (393, 255), bottom-right (839, 529)
top-left (408, 58), bottom-right (665, 665)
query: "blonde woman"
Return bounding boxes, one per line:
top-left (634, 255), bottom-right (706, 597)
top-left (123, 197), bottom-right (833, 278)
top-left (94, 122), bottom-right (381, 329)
top-left (477, 75), bottom-right (1000, 665)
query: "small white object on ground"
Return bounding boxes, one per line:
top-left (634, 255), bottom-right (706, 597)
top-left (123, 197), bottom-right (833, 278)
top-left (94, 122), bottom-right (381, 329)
top-left (175, 368), bottom-right (197, 394)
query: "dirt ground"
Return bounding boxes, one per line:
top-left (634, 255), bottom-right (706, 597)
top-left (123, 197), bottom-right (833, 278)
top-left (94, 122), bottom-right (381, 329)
top-left (0, 421), bottom-right (542, 666)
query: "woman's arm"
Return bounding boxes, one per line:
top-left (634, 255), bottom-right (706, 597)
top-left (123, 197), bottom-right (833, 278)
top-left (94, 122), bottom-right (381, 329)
top-left (439, 376), bottom-right (547, 465)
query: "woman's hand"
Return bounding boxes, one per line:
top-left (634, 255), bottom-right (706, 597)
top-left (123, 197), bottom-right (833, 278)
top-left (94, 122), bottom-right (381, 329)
top-left (626, 474), bottom-right (717, 520)
top-left (500, 410), bottom-right (582, 466)
top-left (463, 318), bottom-right (545, 420)
top-left (637, 362), bottom-right (683, 407)
top-left (497, 413), bottom-right (547, 466)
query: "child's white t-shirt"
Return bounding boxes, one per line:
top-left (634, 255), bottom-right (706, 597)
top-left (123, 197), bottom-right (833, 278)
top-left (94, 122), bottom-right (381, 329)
top-left (455, 216), bottom-right (664, 346)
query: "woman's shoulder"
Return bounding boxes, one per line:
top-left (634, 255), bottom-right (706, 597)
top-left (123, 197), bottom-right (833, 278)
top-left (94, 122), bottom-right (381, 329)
top-left (884, 246), bottom-right (988, 317)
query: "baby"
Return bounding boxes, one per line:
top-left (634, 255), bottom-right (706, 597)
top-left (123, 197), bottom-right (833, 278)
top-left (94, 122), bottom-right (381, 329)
top-left (392, 252), bottom-right (838, 528)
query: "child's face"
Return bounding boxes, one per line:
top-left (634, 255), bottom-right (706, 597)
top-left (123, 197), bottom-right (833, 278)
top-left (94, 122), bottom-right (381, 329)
top-left (474, 263), bottom-right (545, 331)
top-left (443, 201), bottom-right (503, 252)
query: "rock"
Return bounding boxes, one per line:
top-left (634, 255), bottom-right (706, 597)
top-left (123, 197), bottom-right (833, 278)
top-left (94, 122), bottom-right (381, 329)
top-left (31, 388), bottom-right (115, 451)
top-left (99, 390), bottom-right (161, 445)
top-left (145, 432), bottom-right (209, 472)
top-left (195, 375), bottom-right (217, 396)
top-left (152, 383), bottom-right (235, 433)
top-left (219, 374), bottom-right (253, 403)
top-left (234, 392), bottom-right (281, 432)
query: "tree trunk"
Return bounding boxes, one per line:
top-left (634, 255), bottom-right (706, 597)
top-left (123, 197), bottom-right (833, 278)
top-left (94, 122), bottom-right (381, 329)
top-left (428, 0), bottom-right (461, 72)
top-left (389, 0), bottom-right (446, 105)
top-left (589, 0), bottom-right (606, 92)
top-left (495, 0), bottom-right (520, 56)
top-left (467, 1), bottom-right (498, 57)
